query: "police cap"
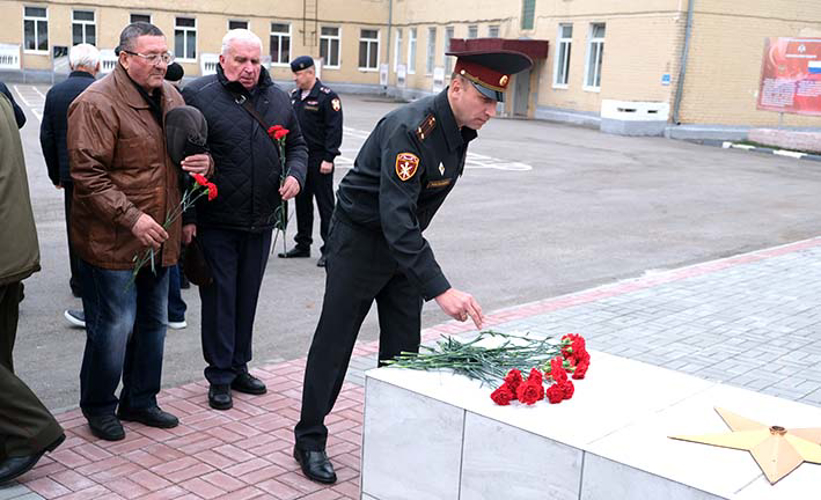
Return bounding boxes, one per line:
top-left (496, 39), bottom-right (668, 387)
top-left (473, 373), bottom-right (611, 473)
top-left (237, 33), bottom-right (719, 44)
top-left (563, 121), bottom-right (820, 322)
top-left (290, 55), bottom-right (315, 72)
top-left (446, 49), bottom-right (533, 102)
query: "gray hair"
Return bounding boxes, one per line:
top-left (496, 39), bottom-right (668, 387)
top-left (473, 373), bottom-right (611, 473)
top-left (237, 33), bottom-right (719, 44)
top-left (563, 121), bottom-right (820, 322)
top-left (221, 29), bottom-right (263, 55)
top-left (117, 22), bottom-right (164, 54)
top-left (69, 43), bottom-right (100, 69)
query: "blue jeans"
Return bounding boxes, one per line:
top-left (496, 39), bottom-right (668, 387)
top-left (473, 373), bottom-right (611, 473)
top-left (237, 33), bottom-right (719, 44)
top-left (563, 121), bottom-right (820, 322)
top-left (168, 264), bottom-right (187, 323)
top-left (78, 260), bottom-right (169, 416)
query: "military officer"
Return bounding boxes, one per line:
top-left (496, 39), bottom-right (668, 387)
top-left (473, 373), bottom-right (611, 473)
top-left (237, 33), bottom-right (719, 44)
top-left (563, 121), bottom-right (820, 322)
top-left (279, 55), bottom-right (343, 266)
top-left (292, 49), bottom-right (533, 484)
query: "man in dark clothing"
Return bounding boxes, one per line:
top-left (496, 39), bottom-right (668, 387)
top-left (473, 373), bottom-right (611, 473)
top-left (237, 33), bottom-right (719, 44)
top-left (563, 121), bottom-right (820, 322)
top-left (0, 82), bottom-right (26, 129)
top-left (0, 92), bottom-right (65, 486)
top-left (292, 49), bottom-right (533, 484)
top-left (40, 43), bottom-right (99, 307)
top-left (278, 56), bottom-right (343, 267)
top-left (182, 29), bottom-right (308, 411)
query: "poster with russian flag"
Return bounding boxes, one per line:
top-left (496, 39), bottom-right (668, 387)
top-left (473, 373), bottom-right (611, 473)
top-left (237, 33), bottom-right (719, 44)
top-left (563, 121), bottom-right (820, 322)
top-left (758, 37), bottom-right (821, 116)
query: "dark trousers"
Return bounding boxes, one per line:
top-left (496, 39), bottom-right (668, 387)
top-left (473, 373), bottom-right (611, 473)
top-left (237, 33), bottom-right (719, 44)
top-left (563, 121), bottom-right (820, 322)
top-left (295, 217), bottom-right (423, 450)
top-left (0, 283), bottom-right (63, 460)
top-left (168, 264), bottom-right (187, 323)
top-left (198, 227), bottom-right (272, 385)
top-left (294, 157), bottom-right (335, 255)
top-left (63, 182), bottom-right (81, 296)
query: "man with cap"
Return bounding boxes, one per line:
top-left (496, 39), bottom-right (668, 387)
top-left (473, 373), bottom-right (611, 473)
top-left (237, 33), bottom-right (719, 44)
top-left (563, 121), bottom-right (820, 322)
top-left (278, 56), bottom-right (343, 267)
top-left (292, 49), bottom-right (532, 483)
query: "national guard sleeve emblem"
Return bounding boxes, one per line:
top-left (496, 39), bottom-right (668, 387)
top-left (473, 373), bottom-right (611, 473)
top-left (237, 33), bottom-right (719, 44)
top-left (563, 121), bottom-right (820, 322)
top-left (332, 98), bottom-right (341, 112)
top-left (395, 153), bottom-right (420, 181)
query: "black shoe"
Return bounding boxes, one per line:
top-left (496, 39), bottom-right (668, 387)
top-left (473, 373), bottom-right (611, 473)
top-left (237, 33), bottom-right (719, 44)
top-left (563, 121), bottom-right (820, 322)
top-left (117, 405), bottom-right (179, 429)
top-left (86, 414), bottom-right (125, 441)
top-left (231, 373), bottom-right (267, 395)
top-left (316, 255), bottom-right (327, 267)
top-left (64, 309), bottom-right (86, 328)
top-left (208, 384), bottom-right (232, 410)
top-left (0, 434), bottom-right (65, 486)
top-left (278, 247), bottom-right (310, 258)
top-left (293, 446), bottom-right (337, 484)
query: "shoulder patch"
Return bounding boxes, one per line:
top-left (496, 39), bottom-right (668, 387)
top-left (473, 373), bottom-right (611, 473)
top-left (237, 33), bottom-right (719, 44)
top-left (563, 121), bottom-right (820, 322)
top-left (415, 113), bottom-right (437, 142)
top-left (331, 98), bottom-right (341, 112)
top-left (395, 153), bottom-right (420, 182)
top-left (320, 86), bottom-right (331, 94)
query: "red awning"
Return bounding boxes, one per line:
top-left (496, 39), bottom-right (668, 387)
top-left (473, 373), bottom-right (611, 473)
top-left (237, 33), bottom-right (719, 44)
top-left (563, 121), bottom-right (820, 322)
top-left (448, 38), bottom-right (549, 60)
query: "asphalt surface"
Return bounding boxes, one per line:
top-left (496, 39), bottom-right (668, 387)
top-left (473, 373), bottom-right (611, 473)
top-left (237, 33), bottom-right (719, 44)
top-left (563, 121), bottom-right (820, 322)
top-left (9, 84), bottom-right (821, 411)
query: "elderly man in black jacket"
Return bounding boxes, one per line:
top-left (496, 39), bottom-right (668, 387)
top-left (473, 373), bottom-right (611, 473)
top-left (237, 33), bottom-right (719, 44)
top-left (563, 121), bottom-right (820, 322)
top-left (40, 43), bottom-right (99, 304)
top-left (182, 29), bottom-right (307, 411)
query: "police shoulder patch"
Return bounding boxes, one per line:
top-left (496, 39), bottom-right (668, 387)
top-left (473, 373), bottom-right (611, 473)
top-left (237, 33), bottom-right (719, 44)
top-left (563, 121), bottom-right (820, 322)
top-left (331, 98), bottom-right (341, 112)
top-left (395, 152), bottom-right (420, 182)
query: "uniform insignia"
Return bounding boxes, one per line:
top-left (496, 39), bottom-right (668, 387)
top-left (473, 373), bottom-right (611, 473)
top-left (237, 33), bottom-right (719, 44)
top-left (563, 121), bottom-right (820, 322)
top-left (438, 163), bottom-right (445, 175)
top-left (499, 75), bottom-right (509, 86)
top-left (332, 98), bottom-right (341, 112)
top-left (321, 86), bottom-right (331, 94)
top-left (427, 179), bottom-right (451, 189)
top-left (415, 114), bottom-right (437, 142)
top-left (395, 153), bottom-right (420, 182)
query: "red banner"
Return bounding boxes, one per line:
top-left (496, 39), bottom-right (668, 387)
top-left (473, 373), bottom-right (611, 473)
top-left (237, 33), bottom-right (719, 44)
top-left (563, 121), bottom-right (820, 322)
top-left (757, 37), bottom-right (821, 116)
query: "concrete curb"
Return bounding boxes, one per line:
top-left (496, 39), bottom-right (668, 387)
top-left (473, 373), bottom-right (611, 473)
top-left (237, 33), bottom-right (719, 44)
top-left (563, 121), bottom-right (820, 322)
top-left (721, 141), bottom-right (821, 162)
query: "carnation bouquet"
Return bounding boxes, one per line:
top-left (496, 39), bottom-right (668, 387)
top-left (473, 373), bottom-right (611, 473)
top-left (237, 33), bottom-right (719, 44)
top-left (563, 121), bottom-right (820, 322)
top-left (385, 330), bottom-right (590, 406)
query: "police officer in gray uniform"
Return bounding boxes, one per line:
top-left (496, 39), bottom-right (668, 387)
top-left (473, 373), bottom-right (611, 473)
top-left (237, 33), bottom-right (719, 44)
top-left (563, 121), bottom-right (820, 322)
top-left (292, 49), bottom-right (533, 484)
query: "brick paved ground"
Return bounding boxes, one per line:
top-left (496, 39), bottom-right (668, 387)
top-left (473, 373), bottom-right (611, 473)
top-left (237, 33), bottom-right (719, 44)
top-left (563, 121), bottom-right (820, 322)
top-left (4, 237), bottom-right (821, 499)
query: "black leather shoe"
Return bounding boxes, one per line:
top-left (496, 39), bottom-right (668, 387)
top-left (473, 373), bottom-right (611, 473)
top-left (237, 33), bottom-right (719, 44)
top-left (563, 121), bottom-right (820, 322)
top-left (117, 406), bottom-right (179, 429)
top-left (278, 247), bottom-right (310, 258)
top-left (0, 434), bottom-right (64, 486)
top-left (86, 414), bottom-right (125, 441)
top-left (208, 384), bottom-right (233, 410)
top-left (231, 373), bottom-right (267, 395)
top-left (293, 446), bottom-right (337, 484)
top-left (316, 255), bottom-right (327, 267)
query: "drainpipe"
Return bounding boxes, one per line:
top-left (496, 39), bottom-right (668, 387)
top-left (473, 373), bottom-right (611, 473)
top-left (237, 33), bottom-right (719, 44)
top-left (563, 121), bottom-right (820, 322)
top-left (672, 0), bottom-right (694, 124)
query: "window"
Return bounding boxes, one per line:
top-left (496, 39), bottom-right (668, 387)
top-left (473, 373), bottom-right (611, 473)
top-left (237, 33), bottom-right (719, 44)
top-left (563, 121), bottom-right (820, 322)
top-left (175, 17), bottom-right (196, 60)
top-left (393, 29), bottom-right (402, 72)
top-left (444, 26), bottom-right (454, 74)
top-left (130, 13), bottom-right (151, 24)
top-left (407, 28), bottom-right (416, 74)
top-left (72, 10), bottom-right (95, 46)
top-left (270, 23), bottom-right (291, 64)
top-left (553, 24), bottom-right (572, 87)
top-left (426, 27), bottom-right (436, 74)
top-left (320, 26), bottom-right (340, 68)
top-left (467, 25), bottom-right (478, 39)
top-left (521, 0), bottom-right (536, 30)
top-left (584, 23), bottom-right (605, 90)
top-left (23, 6), bottom-right (48, 52)
top-left (359, 29), bottom-right (379, 70)
top-left (488, 25), bottom-right (500, 38)
top-left (228, 20), bottom-right (248, 30)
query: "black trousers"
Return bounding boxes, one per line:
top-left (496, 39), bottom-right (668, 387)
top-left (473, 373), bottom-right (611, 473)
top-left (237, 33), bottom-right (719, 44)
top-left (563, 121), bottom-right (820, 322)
top-left (294, 157), bottom-right (335, 255)
top-left (198, 227), bottom-right (272, 385)
top-left (63, 182), bottom-right (81, 296)
top-left (295, 217), bottom-right (423, 450)
top-left (0, 283), bottom-right (63, 460)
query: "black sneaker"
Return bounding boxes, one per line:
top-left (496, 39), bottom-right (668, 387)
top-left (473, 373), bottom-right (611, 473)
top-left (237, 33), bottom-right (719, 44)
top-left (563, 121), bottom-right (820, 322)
top-left (86, 414), bottom-right (125, 441)
top-left (117, 406), bottom-right (179, 429)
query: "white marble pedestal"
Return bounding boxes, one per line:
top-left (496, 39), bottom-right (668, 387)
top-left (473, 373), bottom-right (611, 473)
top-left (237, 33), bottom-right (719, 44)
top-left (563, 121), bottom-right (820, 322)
top-left (360, 352), bottom-right (821, 500)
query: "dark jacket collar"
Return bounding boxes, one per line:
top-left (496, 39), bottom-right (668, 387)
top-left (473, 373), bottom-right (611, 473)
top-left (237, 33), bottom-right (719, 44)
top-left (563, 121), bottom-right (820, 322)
top-left (69, 70), bottom-right (95, 80)
top-left (434, 88), bottom-right (477, 153)
top-left (307, 79), bottom-right (323, 99)
top-left (216, 63), bottom-right (273, 97)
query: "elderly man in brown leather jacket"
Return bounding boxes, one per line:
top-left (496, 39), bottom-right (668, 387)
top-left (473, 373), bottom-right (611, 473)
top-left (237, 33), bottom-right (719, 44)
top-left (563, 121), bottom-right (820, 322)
top-left (67, 22), bottom-right (212, 441)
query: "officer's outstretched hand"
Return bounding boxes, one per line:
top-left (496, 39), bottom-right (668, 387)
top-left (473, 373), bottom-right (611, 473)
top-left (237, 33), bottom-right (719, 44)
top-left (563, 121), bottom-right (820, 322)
top-left (435, 288), bottom-right (484, 330)
top-left (280, 175), bottom-right (301, 200)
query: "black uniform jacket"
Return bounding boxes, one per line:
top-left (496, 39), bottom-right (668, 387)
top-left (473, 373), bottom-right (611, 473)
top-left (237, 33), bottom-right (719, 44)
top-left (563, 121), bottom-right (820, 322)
top-left (290, 79), bottom-right (343, 162)
top-left (336, 88), bottom-right (476, 301)
top-left (183, 65), bottom-right (308, 232)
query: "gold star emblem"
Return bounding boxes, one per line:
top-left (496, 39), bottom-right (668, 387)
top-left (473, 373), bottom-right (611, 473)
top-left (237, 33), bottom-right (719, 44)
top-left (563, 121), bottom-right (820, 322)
top-left (669, 407), bottom-right (821, 484)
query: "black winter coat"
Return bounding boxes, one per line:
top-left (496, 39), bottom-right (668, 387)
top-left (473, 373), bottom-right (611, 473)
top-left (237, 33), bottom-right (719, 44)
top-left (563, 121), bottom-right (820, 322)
top-left (182, 65), bottom-right (308, 232)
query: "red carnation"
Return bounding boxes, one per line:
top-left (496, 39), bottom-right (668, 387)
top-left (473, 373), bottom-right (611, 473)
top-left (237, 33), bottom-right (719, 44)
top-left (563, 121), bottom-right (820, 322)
top-left (193, 173), bottom-right (208, 186)
top-left (572, 360), bottom-right (589, 380)
top-left (490, 386), bottom-right (515, 406)
top-left (503, 369), bottom-right (523, 397)
top-left (207, 183), bottom-right (218, 201)
top-left (267, 124), bottom-right (283, 139)
top-left (526, 368), bottom-right (543, 385)
top-left (548, 356), bottom-right (568, 384)
top-left (516, 381), bottom-right (543, 405)
top-left (560, 380), bottom-right (575, 400)
top-left (545, 384), bottom-right (564, 404)
top-left (274, 129), bottom-right (289, 140)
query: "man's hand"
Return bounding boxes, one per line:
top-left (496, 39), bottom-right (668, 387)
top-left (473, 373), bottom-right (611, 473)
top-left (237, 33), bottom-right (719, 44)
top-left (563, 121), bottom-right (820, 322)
top-left (279, 175), bottom-right (301, 200)
top-left (182, 224), bottom-right (197, 245)
top-left (131, 213), bottom-right (169, 249)
top-left (320, 161), bottom-right (334, 174)
top-left (435, 288), bottom-right (484, 330)
top-left (181, 154), bottom-right (213, 177)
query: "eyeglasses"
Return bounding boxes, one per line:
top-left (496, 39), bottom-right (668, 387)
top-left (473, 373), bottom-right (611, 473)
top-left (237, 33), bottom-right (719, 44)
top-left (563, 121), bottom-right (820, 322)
top-left (123, 50), bottom-right (174, 65)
